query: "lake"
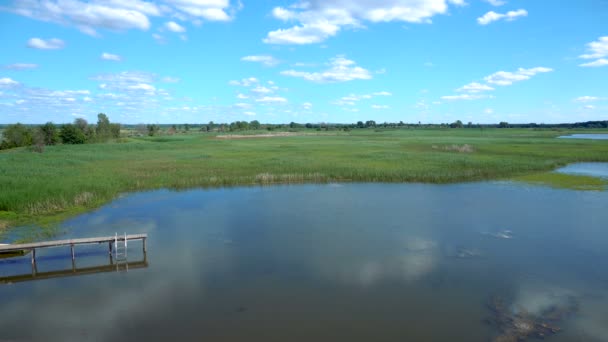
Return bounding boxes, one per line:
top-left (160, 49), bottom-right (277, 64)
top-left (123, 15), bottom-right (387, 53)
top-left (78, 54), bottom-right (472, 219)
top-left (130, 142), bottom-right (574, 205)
top-left (558, 134), bottom-right (608, 140)
top-left (1, 182), bottom-right (608, 341)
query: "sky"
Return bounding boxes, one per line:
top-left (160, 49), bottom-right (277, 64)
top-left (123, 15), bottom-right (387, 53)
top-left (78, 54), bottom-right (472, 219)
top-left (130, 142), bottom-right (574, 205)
top-left (0, 0), bottom-right (607, 125)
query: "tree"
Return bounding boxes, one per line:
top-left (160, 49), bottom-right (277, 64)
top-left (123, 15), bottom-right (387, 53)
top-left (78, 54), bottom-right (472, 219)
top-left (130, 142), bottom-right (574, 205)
top-left (74, 118), bottom-right (88, 133)
top-left (184, 123), bottom-right (190, 132)
top-left (39, 122), bottom-right (59, 145)
top-left (60, 124), bottom-right (86, 144)
top-left (96, 113), bottom-right (111, 140)
top-left (147, 124), bottom-right (160, 136)
top-left (365, 120), bottom-right (376, 128)
top-left (0, 123), bottom-right (33, 149)
top-left (450, 120), bottom-right (463, 128)
top-left (357, 121), bottom-right (365, 128)
top-left (498, 121), bottom-right (509, 128)
top-left (110, 123), bottom-right (121, 138)
top-left (250, 120), bottom-right (261, 130)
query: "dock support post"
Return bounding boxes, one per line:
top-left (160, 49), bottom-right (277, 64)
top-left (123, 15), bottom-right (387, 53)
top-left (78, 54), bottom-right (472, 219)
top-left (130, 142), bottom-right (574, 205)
top-left (143, 237), bottom-right (147, 253)
top-left (71, 244), bottom-right (75, 261)
top-left (31, 248), bottom-right (36, 265)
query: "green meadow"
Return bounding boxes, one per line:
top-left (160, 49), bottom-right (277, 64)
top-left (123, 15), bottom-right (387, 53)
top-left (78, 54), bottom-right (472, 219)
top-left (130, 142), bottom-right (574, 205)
top-left (1, 128), bottom-right (607, 230)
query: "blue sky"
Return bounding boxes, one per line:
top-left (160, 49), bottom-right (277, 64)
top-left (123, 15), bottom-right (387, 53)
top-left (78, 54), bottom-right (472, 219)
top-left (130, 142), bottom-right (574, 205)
top-left (0, 0), bottom-right (607, 124)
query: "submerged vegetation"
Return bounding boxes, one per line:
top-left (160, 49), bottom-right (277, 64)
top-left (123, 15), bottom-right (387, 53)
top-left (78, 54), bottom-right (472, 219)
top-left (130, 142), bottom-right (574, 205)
top-left (0, 127), bottom-right (607, 229)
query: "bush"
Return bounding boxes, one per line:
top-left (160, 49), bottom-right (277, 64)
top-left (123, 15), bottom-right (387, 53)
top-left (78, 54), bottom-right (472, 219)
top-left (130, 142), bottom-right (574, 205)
top-left (0, 123), bottom-right (33, 149)
top-left (60, 124), bottom-right (86, 144)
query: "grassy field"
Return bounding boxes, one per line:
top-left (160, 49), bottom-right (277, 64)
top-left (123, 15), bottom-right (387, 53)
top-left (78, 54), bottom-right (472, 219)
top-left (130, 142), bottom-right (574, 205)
top-left (1, 128), bottom-right (607, 230)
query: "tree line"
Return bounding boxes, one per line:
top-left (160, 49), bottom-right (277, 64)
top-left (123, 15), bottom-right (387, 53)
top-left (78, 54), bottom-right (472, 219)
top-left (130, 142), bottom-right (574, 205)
top-left (0, 113), bottom-right (120, 151)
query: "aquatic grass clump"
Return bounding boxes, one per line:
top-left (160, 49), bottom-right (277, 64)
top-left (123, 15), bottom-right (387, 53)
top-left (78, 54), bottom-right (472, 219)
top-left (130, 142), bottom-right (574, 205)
top-left (514, 172), bottom-right (608, 191)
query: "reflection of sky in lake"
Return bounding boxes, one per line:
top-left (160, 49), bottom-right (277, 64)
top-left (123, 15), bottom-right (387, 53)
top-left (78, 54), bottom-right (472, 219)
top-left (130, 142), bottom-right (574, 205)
top-left (1, 183), bottom-right (608, 341)
top-left (557, 134), bottom-right (608, 140)
top-left (555, 162), bottom-right (608, 178)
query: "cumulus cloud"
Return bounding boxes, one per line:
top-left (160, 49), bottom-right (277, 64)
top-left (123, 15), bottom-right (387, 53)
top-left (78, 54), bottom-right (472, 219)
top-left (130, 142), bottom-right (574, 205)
top-left (579, 59), bottom-right (608, 67)
top-left (333, 91), bottom-right (391, 106)
top-left (457, 82), bottom-right (494, 93)
top-left (579, 37), bottom-right (608, 67)
top-left (0, 77), bottom-right (20, 87)
top-left (441, 94), bottom-right (492, 101)
top-left (371, 104), bottom-right (390, 109)
top-left (27, 38), bottom-right (65, 50)
top-left (101, 52), bottom-right (122, 61)
top-left (483, 0), bottom-right (506, 6)
top-left (161, 76), bottom-right (180, 83)
top-left (165, 21), bottom-right (186, 32)
top-left (4, 0), bottom-right (235, 36)
top-left (4, 63), bottom-right (38, 70)
top-left (164, 0), bottom-right (232, 21)
top-left (255, 96), bottom-right (288, 103)
top-left (484, 67), bottom-right (552, 86)
top-left (229, 77), bottom-right (259, 87)
top-left (264, 0), bottom-right (466, 44)
top-left (241, 55), bottom-right (280, 67)
top-left (477, 9), bottom-right (527, 25)
top-left (281, 56), bottom-right (372, 83)
top-left (575, 96), bottom-right (602, 102)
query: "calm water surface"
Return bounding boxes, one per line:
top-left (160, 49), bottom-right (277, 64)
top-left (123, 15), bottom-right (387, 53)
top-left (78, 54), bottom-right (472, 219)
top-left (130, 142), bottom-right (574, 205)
top-left (1, 183), bottom-right (608, 341)
top-left (556, 162), bottom-right (608, 178)
top-left (558, 134), bottom-right (608, 140)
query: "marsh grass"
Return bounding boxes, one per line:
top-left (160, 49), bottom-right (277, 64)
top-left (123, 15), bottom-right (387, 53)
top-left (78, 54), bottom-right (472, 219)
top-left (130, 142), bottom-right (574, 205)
top-left (1, 128), bottom-right (607, 228)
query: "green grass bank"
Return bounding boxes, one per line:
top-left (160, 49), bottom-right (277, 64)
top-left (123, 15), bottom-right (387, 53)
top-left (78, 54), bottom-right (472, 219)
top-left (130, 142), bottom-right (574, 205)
top-left (1, 128), bottom-right (607, 230)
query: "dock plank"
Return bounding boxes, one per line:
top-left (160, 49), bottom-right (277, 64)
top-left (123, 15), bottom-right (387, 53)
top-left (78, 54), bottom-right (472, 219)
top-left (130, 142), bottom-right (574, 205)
top-left (0, 234), bottom-right (147, 253)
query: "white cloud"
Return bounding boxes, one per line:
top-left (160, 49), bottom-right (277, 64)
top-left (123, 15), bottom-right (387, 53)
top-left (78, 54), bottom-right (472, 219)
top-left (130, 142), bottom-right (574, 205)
top-left (333, 91), bottom-right (391, 106)
top-left (165, 21), bottom-right (186, 32)
top-left (27, 38), bottom-right (65, 50)
top-left (302, 102), bottom-right (313, 110)
top-left (575, 96), bottom-right (602, 102)
top-left (0, 77), bottom-right (20, 87)
top-left (255, 96), bottom-right (288, 103)
top-left (164, 0), bottom-right (233, 21)
top-left (584, 105), bottom-right (596, 110)
top-left (579, 36), bottom-right (608, 59)
top-left (484, 67), bottom-right (552, 86)
top-left (244, 111), bottom-right (256, 116)
top-left (229, 77), bottom-right (259, 87)
top-left (264, 0), bottom-right (465, 44)
top-left (236, 93), bottom-right (249, 99)
top-left (281, 56), bottom-right (372, 83)
top-left (251, 85), bottom-right (273, 94)
top-left (13, 2), bottom-right (152, 35)
top-left (579, 59), bottom-right (608, 67)
top-left (5, 0), bottom-right (235, 36)
top-left (441, 94), bottom-right (492, 100)
top-left (4, 63), bottom-right (38, 70)
top-left (371, 104), bottom-right (390, 109)
top-left (241, 55), bottom-right (280, 67)
top-left (128, 83), bottom-right (156, 92)
top-left (233, 102), bottom-right (251, 109)
top-left (101, 52), bottom-right (122, 61)
top-left (457, 82), bottom-right (494, 93)
top-left (578, 37), bottom-right (608, 67)
top-left (477, 9), bottom-right (527, 25)
top-left (483, 0), bottom-right (506, 6)
top-left (161, 76), bottom-right (180, 83)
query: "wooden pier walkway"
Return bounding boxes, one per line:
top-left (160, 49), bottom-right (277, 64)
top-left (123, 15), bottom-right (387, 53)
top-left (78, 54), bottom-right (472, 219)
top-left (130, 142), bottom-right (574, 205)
top-left (0, 234), bottom-right (147, 264)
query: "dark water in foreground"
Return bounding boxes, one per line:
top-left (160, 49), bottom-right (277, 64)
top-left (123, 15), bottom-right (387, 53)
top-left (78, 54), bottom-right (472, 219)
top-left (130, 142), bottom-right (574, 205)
top-left (1, 183), bottom-right (608, 341)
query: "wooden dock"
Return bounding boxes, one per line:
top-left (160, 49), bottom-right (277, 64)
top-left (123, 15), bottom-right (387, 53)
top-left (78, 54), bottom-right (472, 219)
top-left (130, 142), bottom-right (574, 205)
top-left (0, 234), bottom-right (147, 265)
